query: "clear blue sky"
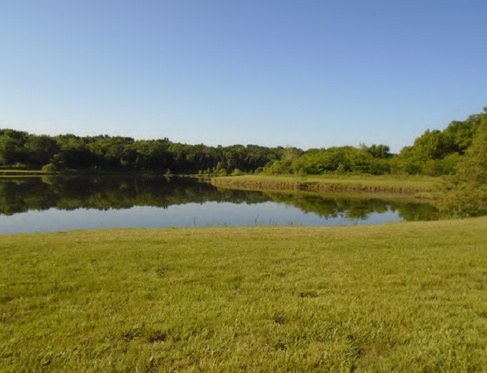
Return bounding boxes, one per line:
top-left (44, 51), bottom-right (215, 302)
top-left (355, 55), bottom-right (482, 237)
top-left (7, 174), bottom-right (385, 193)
top-left (1, 1), bottom-right (486, 152)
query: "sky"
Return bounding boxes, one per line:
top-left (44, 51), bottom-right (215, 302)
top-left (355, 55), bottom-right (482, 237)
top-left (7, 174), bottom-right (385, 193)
top-left (1, 1), bottom-right (486, 153)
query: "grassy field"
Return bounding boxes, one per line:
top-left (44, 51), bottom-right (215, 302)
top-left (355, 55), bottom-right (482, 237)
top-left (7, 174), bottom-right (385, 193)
top-left (212, 174), bottom-right (440, 196)
top-left (1, 218), bottom-right (487, 372)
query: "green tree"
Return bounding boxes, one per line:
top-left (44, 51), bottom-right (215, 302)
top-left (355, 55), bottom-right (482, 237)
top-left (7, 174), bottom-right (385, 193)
top-left (24, 135), bottom-right (60, 167)
top-left (443, 114), bottom-right (482, 154)
top-left (441, 113), bottom-right (487, 216)
top-left (362, 144), bottom-right (392, 159)
top-left (0, 129), bottom-right (28, 166)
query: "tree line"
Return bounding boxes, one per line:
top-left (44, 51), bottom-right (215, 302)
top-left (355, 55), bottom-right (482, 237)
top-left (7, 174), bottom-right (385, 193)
top-left (0, 132), bottom-right (286, 175)
top-left (0, 108), bottom-right (485, 178)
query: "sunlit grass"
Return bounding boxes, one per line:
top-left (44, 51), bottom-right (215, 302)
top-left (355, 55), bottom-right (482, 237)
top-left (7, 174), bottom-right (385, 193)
top-left (1, 218), bottom-right (486, 371)
top-left (213, 174), bottom-right (440, 194)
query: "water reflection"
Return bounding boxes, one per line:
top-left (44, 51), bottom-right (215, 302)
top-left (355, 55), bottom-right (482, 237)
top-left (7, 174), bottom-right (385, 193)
top-left (0, 176), bottom-right (440, 233)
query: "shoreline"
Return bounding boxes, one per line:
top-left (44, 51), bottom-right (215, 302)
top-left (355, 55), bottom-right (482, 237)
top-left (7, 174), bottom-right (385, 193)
top-left (212, 175), bottom-right (439, 197)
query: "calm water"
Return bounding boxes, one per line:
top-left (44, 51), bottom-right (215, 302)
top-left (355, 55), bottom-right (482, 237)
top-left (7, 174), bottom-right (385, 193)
top-left (0, 176), bottom-right (440, 234)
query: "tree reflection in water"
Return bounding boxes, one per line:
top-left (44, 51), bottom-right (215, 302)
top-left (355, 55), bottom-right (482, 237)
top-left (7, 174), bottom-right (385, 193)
top-left (0, 176), bottom-right (440, 223)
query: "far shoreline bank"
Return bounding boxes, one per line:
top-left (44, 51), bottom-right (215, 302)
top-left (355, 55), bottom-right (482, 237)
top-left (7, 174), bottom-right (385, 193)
top-left (0, 170), bottom-right (440, 198)
top-left (211, 174), bottom-right (439, 197)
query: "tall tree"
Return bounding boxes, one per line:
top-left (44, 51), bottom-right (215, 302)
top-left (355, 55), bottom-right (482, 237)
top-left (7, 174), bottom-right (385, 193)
top-left (441, 112), bottom-right (487, 216)
top-left (0, 129), bottom-right (28, 166)
top-left (24, 135), bottom-right (60, 167)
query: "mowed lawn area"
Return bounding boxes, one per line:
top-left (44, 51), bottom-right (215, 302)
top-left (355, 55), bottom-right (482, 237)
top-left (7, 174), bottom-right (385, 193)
top-left (1, 218), bottom-right (487, 372)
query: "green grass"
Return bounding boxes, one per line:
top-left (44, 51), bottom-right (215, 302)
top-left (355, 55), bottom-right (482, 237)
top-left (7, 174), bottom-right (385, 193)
top-left (0, 169), bottom-right (49, 177)
top-left (1, 218), bottom-right (487, 372)
top-left (212, 174), bottom-right (440, 195)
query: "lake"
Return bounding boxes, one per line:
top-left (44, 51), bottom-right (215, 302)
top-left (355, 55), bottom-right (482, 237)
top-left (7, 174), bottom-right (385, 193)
top-left (0, 175), bottom-right (440, 234)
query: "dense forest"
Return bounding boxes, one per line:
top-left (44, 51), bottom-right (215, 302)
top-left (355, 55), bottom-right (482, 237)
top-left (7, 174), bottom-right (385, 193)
top-left (1, 108), bottom-right (485, 178)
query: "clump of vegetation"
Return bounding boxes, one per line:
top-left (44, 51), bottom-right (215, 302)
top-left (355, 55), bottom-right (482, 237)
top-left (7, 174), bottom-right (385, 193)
top-left (40, 163), bottom-right (60, 173)
top-left (440, 112), bottom-right (487, 216)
